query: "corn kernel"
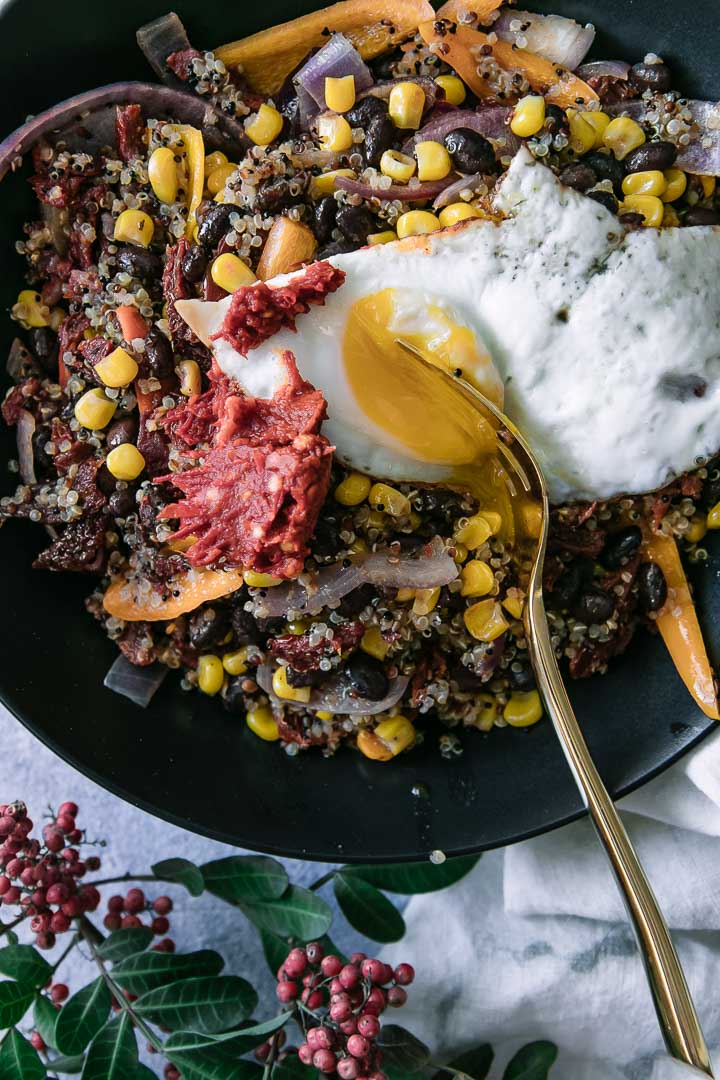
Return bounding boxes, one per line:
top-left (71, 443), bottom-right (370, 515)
top-left (435, 74), bottom-right (466, 106)
top-left (335, 471), bottom-right (371, 506)
top-left (519, 501), bottom-right (543, 539)
top-left (396, 588), bottom-right (416, 602)
top-left (478, 510), bottom-right (502, 535)
top-left (455, 513), bottom-right (492, 550)
top-left (619, 193), bottom-right (664, 227)
top-left (272, 665), bottom-right (311, 703)
top-left (686, 516), bottom-right (708, 543)
top-left (74, 388), bottom-right (117, 431)
top-left (567, 110), bottom-right (595, 155)
top-left (700, 174), bottom-right (717, 199)
top-left (113, 208), bottom-right (154, 247)
top-left (213, 192), bottom-right (227, 204)
top-left (510, 95), bottom-right (546, 138)
top-left (367, 230), bottom-right (398, 245)
top-left (602, 116), bottom-right (645, 160)
top-left (369, 482), bottom-right (410, 517)
top-left (464, 599), bottom-right (509, 642)
top-left (504, 689), bottom-right (543, 727)
top-left (388, 82), bottom-right (426, 129)
top-left (583, 110), bottom-right (611, 148)
top-left (453, 542), bottom-right (469, 564)
top-left (408, 510), bottom-right (422, 531)
top-left (309, 169), bottom-right (355, 198)
top-left (706, 502), bottom-right (720, 529)
top-left (365, 510), bottom-right (387, 530)
top-left (347, 537), bottom-right (368, 555)
top-left (460, 559), bottom-right (495, 597)
top-left (246, 705), bottom-right (279, 741)
top-left (438, 203), bottom-right (482, 228)
top-left (662, 168), bottom-right (688, 203)
top-left (316, 113), bottom-right (353, 152)
top-left (246, 103), bottom-right (284, 145)
top-left (357, 729), bottom-right (393, 761)
top-left (177, 358), bottom-right (201, 397)
top-left (244, 570), bottom-right (282, 587)
top-left (316, 710), bottom-right (333, 721)
top-left (14, 290), bottom-right (49, 328)
top-left (204, 151), bottom-right (228, 175)
top-left (211, 252), bottom-right (257, 293)
top-left (207, 163), bottom-right (237, 195)
top-left (662, 205), bottom-right (680, 227)
top-left (622, 169), bottom-right (666, 197)
top-left (221, 647), bottom-right (250, 676)
top-left (325, 74), bottom-right (356, 113)
top-left (94, 346), bottom-right (138, 388)
top-left (198, 654), bottom-right (224, 696)
top-left (413, 587), bottom-right (440, 616)
top-left (106, 443), bottom-right (145, 481)
top-left (415, 140), bottom-right (452, 181)
top-left (396, 210), bottom-right (441, 238)
top-left (380, 149), bottom-right (417, 183)
top-left (361, 626), bottom-right (390, 660)
top-left (502, 594), bottom-right (524, 620)
top-left (148, 147), bottom-right (178, 204)
top-left (287, 618), bottom-right (310, 635)
top-left (476, 693), bottom-right (498, 732)
top-left (374, 715), bottom-right (415, 756)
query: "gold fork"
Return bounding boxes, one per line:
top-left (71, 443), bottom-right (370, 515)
top-left (396, 340), bottom-right (714, 1077)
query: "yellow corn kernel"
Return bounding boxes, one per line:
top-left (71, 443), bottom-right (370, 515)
top-left (435, 73), bottom-right (466, 106)
top-left (177, 358), bottom-right (201, 397)
top-left (582, 110), bottom-right (611, 148)
top-left (477, 510), bottom-right (502, 535)
top-left (662, 204), bottom-right (680, 227)
top-left (213, 192), bottom-right (227, 204)
top-left (74, 388), bottom-right (117, 431)
top-left (309, 168), bottom-right (355, 198)
top-left (14, 290), bottom-right (49, 328)
top-left (460, 559), bottom-right (495, 597)
top-left (438, 203), bottom-right (481, 228)
top-left (325, 74), bottom-right (356, 113)
top-left (211, 252), bottom-right (257, 293)
top-left (361, 625), bottom-right (390, 660)
top-left (567, 110), bottom-right (596, 155)
top-left (464, 598), bottom-right (509, 642)
top-left (476, 693), bottom-right (498, 732)
top-left (316, 710), bottom-right (333, 721)
top-left (396, 210), bottom-right (441, 238)
top-left (246, 705), bottom-right (279, 741)
top-left (106, 444), bottom-right (145, 481)
top-left (504, 689), bottom-right (543, 728)
top-left (455, 513), bottom-right (492, 550)
top-left (148, 147), bottom-right (179, 204)
top-left (316, 113), bottom-right (353, 152)
top-left (365, 510), bottom-right (387, 530)
top-left (246, 103), bottom-right (284, 145)
top-left (244, 570), bottom-right (282, 587)
top-left (510, 95), bottom-right (546, 138)
top-left (367, 230), bottom-right (397, 245)
top-left (380, 148), bottom-right (417, 183)
top-left (408, 510), bottom-right (422, 531)
top-left (272, 665), bottom-right (311, 703)
top-left (619, 193), bottom-right (664, 227)
top-left (519, 500), bottom-right (543, 539)
top-left (396, 587), bottom-right (416, 602)
top-left (369, 482), bottom-right (410, 517)
top-left (685, 516), bottom-right (708, 544)
top-left (204, 151), bottom-right (228, 175)
top-left (388, 82), bottom-right (426, 129)
top-left (222, 646), bottom-right (251, 676)
top-left (502, 594), bottom-right (524, 620)
top-left (286, 618), bottom-right (310, 635)
top-left (374, 715), bottom-right (415, 756)
top-left (413, 587), bottom-right (440, 616)
top-left (602, 116), bottom-right (645, 160)
top-left (415, 140), bottom-right (452, 181)
top-left (207, 163), bottom-right (237, 195)
top-left (700, 174), bottom-right (716, 199)
top-left (335, 471), bottom-right (371, 506)
top-left (706, 502), bottom-right (720, 529)
top-left (94, 346), bottom-right (138, 388)
top-left (198, 654), bottom-right (224, 696)
top-left (453, 542), bottom-right (468, 564)
top-left (347, 537), bottom-right (368, 555)
top-left (662, 168), bottom-right (687, 203)
top-left (622, 169), bottom-right (666, 197)
top-left (113, 208), bottom-right (154, 247)
top-left (357, 729), bottom-right (393, 761)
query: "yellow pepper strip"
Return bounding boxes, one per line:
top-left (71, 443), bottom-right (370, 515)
top-left (642, 531), bottom-right (719, 720)
top-left (173, 125), bottom-right (205, 240)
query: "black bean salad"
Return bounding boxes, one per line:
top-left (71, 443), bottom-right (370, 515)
top-left (2, 0), bottom-right (720, 760)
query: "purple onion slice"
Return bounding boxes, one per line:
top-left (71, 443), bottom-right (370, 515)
top-left (256, 664), bottom-right (410, 716)
top-left (104, 655), bottom-right (168, 707)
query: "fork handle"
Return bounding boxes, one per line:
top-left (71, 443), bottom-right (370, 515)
top-left (526, 591), bottom-right (714, 1077)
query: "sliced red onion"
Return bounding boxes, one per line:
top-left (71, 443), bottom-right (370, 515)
top-left (401, 106), bottom-right (519, 159)
top-left (493, 9), bottom-right (595, 70)
top-left (16, 410), bottom-right (36, 485)
top-left (433, 172), bottom-right (484, 209)
top-left (576, 60), bottom-right (630, 82)
top-left (253, 541), bottom-right (458, 620)
top-left (335, 174), bottom-right (457, 202)
top-left (607, 99), bottom-right (720, 175)
top-left (136, 13), bottom-right (193, 89)
top-left (293, 33), bottom-right (373, 120)
top-left (104, 655), bottom-right (167, 707)
top-left (256, 664), bottom-right (409, 716)
top-left (7, 337), bottom-right (38, 382)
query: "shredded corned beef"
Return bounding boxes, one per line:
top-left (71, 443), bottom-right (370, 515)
top-left (115, 105), bottom-right (146, 162)
top-left (163, 238), bottom-right (210, 364)
top-left (269, 622), bottom-right (364, 673)
top-left (210, 261), bottom-right (345, 356)
top-left (166, 48), bottom-right (204, 81)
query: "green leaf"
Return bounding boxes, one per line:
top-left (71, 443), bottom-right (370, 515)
top-left (377, 1026), bottom-right (430, 1073)
top-left (133, 1068), bottom-right (159, 1080)
top-left (134, 975), bottom-right (257, 1033)
top-left (166, 1047), bottom-right (262, 1080)
top-left (153, 857), bottom-right (205, 897)
top-left (0, 1028), bottom-right (45, 1079)
top-left (55, 977), bottom-right (112, 1056)
top-left (434, 1046), bottom-right (494, 1080)
top-left (47, 1055), bottom-right (86, 1074)
top-left (166, 1012), bottom-right (293, 1056)
top-left (260, 930), bottom-right (289, 976)
top-left (0, 944), bottom-right (52, 986)
top-left (273, 1056), bottom-right (316, 1080)
top-left (333, 873), bottom-right (405, 943)
top-left (96, 928), bottom-right (154, 963)
top-left (201, 856), bottom-right (288, 904)
top-left (112, 949), bottom-right (224, 995)
top-left (503, 1042), bottom-right (558, 1080)
top-left (5, 931), bottom-right (18, 946)
top-left (0, 980), bottom-right (36, 1027)
top-left (35, 993), bottom-right (60, 1050)
top-left (81, 1013), bottom-right (139, 1080)
top-left (240, 886), bottom-right (332, 941)
top-left (345, 855), bottom-right (481, 895)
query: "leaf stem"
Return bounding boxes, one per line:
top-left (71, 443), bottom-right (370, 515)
top-left (0, 913), bottom-right (26, 938)
top-left (262, 1029), bottom-right (282, 1080)
top-left (50, 932), bottom-right (80, 975)
top-left (308, 870), bottom-right (337, 893)
top-left (85, 873), bottom-right (161, 888)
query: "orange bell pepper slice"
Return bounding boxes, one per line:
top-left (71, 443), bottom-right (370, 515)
top-left (116, 305), bottom-right (149, 342)
top-left (104, 565), bottom-right (245, 622)
top-left (642, 531), bottom-right (719, 720)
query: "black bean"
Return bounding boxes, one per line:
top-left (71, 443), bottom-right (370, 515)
top-left (286, 666), bottom-right (323, 688)
top-left (255, 173), bottom-right (308, 214)
top-left (231, 599), bottom-right (261, 645)
top-left (311, 516), bottom-right (341, 557)
top-left (450, 664), bottom-right (484, 691)
top-left (363, 113), bottom-right (396, 167)
top-left (144, 325), bottom-right (174, 378)
top-left (584, 151), bottom-right (625, 190)
top-left (27, 327), bottom-right (58, 372)
top-left (637, 561), bottom-right (668, 612)
top-left (345, 652), bottom-right (389, 700)
top-left (338, 583), bottom-right (375, 617)
top-left (417, 488), bottom-right (462, 520)
top-left (116, 245), bottom-right (163, 282)
top-left (313, 196), bottom-right (338, 244)
top-left (108, 487), bottom-right (136, 518)
top-left (586, 189), bottom-right (619, 213)
top-left (602, 525), bottom-right (642, 569)
top-left (685, 206), bottom-right (720, 227)
top-left (223, 677), bottom-right (247, 714)
top-left (197, 203), bottom-right (235, 249)
top-left (624, 140), bottom-right (677, 173)
top-left (629, 61), bottom-right (673, 92)
top-left (550, 558), bottom-right (594, 610)
top-left (559, 163), bottom-right (597, 192)
top-left (443, 128), bottom-right (496, 174)
top-left (188, 606), bottom-right (230, 650)
top-left (701, 462), bottom-right (720, 507)
top-left (346, 95), bottom-right (389, 128)
top-left (106, 416), bottom-right (139, 451)
top-left (509, 665), bottom-right (536, 691)
top-left (573, 586), bottom-right (615, 624)
top-left (544, 103), bottom-right (570, 140)
top-left (181, 244), bottom-right (208, 283)
top-left (370, 54), bottom-right (399, 81)
top-left (31, 429), bottom-right (53, 474)
top-left (317, 238), bottom-right (356, 260)
top-left (336, 204), bottom-right (375, 243)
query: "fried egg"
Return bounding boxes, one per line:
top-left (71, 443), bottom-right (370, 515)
top-left (177, 148), bottom-right (720, 503)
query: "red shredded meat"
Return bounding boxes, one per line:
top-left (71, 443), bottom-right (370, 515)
top-left (115, 105), bottom-right (146, 162)
top-left (162, 238), bottom-right (209, 364)
top-left (2, 378), bottom-right (40, 426)
top-left (166, 48), bottom-right (204, 81)
top-left (269, 622), bottom-right (364, 672)
top-left (33, 514), bottom-right (108, 573)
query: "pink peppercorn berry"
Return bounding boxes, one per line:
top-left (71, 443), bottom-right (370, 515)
top-left (387, 987), bottom-right (407, 1007)
top-left (393, 963), bottom-right (415, 986)
top-left (313, 1049), bottom-right (337, 1073)
top-left (124, 888), bottom-right (146, 914)
top-left (298, 1044), bottom-right (314, 1065)
top-left (51, 983), bottom-right (69, 1004)
top-left (357, 1016), bottom-right (380, 1039)
top-left (338, 1058), bottom-right (359, 1080)
top-left (322, 955), bottom-right (343, 978)
top-left (276, 980), bottom-right (299, 1004)
top-left (347, 1035), bottom-right (369, 1059)
top-left (153, 896), bottom-right (173, 916)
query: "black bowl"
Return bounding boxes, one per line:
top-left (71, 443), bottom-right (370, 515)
top-left (1, 0), bottom-right (718, 862)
